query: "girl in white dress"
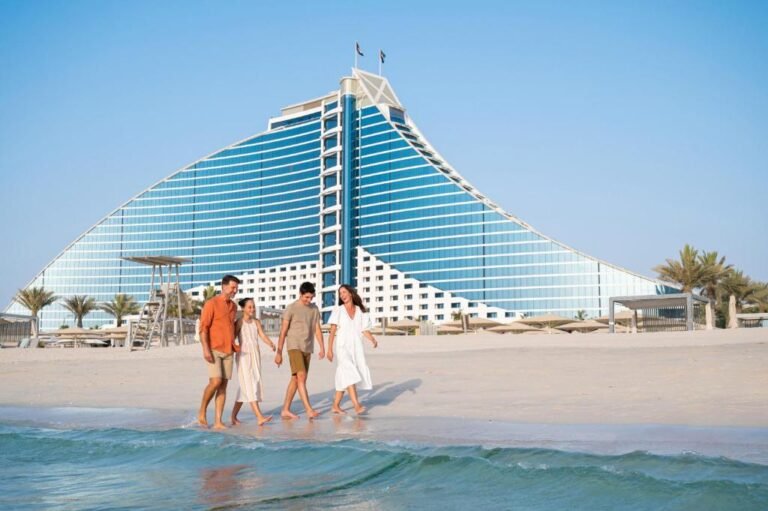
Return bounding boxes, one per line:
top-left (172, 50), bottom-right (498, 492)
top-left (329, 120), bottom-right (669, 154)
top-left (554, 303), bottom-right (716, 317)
top-left (231, 298), bottom-right (276, 426)
top-left (327, 285), bottom-right (378, 415)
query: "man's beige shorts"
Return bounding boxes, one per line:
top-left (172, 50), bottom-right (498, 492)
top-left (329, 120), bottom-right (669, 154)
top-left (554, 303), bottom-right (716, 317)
top-left (207, 350), bottom-right (233, 380)
top-left (288, 349), bottom-right (311, 375)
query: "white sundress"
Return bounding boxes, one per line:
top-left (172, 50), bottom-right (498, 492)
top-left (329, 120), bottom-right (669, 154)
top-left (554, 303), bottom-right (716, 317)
top-left (328, 305), bottom-right (373, 392)
top-left (235, 320), bottom-right (263, 403)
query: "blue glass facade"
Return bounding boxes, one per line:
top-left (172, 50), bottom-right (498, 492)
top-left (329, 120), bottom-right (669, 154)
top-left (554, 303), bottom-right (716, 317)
top-left (6, 69), bottom-right (674, 329)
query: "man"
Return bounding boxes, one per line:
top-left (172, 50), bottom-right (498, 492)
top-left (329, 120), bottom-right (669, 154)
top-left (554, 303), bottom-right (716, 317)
top-left (275, 282), bottom-right (325, 419)
top-left (197, 274), bottom-right (240, 429)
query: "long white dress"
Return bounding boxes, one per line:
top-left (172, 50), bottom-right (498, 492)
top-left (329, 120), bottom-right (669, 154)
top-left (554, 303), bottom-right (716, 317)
top-left (328, 305), bottom-right (373, 392)
top-left (235, 320), bottom-right (263, 403)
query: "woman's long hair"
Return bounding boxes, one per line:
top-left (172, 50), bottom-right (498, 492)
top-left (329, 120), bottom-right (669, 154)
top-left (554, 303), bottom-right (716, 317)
top-left (338, 284), bottom-right (366, 313)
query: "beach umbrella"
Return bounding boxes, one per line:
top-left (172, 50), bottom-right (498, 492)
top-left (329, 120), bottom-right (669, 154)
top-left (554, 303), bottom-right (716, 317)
top-left (487, 322), bottom-right (539, 334)
top-left (437, 325), bottom-right (464, 335)
top-left (443, 317), bottom-right (502, 331)
top-left (595, 310), bottom-right (636, 324)
top-left (376, 326), bottom-right (407, 335)
top-left (389, 319), bottom-right (421, 330)
top-left (518, 314), bottom-right (572, 328)
top-left (523, 326), bottom-right (566, 335)
top-left (556, 320), bottom-right (609, 333)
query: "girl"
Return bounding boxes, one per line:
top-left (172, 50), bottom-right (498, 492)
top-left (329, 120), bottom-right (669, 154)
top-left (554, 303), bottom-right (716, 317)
top-left (327, 285), bottom-right (378, 415)
top-left (231, 298), bottom-right (276, 426)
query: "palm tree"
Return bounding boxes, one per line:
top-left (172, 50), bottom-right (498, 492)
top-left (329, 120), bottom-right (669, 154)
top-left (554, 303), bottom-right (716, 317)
top-left (574, 310), bottom-right (588, 320)
top-left (697, 251), bottom-right (732, 329)
top-left (100, 294), bottom-right (140, 327)
top-left (61, 295), bottom-right (98, 328)
top-left (203, 285), bottom-right (218, 302)
top-left (14, 287), bottom-right (57, 337)
top-left (698, 251), bottom-right (732, 302)
top-left (653, 244), bottom-right (713, 293)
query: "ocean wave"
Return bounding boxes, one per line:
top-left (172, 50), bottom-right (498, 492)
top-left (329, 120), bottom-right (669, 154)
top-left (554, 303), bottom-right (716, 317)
top-left (1, 424), bottom-right (767, 510)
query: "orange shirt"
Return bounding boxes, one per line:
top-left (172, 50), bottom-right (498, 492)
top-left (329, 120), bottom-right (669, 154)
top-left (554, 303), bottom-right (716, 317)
top-left (199, 295), bottom-right (237, 354)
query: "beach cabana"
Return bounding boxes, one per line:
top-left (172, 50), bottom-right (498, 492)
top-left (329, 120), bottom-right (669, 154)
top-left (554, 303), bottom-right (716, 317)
top-left (437, 325), bottom-right (464, 335)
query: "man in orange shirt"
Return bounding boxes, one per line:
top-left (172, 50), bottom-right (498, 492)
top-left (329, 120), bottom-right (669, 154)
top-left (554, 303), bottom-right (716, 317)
top-left (197, 274), bottom-right (240, 429)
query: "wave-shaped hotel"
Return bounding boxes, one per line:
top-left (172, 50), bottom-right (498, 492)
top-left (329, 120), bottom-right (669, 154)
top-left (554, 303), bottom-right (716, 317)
top-left (7, 69), bottom-right (674, 329)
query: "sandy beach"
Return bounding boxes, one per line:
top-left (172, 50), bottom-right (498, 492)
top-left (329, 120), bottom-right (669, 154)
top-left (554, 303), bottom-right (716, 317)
top-left (1, 328), bottom-right (767, 428)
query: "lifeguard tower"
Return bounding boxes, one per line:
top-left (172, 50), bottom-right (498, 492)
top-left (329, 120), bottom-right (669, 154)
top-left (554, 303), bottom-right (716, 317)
top-left (122, 256), bottom-right (191, 350)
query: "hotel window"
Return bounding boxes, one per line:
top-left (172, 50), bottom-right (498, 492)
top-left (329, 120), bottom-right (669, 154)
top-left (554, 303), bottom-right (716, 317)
top-left (363, 256), bottom-right (371, 262)
top-left (390, 296), bottom-right (397, 301)
top-left (451, 302), bottom-right (461, 308)
top-left (391, 306), bottom-right (399, 311)
top-left (376, 276), bottom-right (384, 281)
top-left (323, 213), bottom-right (337, 228)
top-left (435, 292), bottom-right (444, 298)
top-left (420, 293), bottom-right (428, 299)
top-left (405, 294), bottom-right (413, 300)
top-left (376, 297), bottom-right (384, 302)
top-left (376, 307), bottom-right (384, 313)
top-left (420, 304), bottom-right (428, 310)
top-left (436, 314), bottom-right (444, 320)
top-left (324, 155), bottom-right (338, 168)
top-left (323, 253), bottom-right (337, 266)
top-left (322, 272), bottom-right (336, 287)
top-left (323, 175), bottom-right (337, 188)
top-left (404, 284), bottom-right (413, 289)
top-left (324, 137), bottom-right (338, 151)
top-left (376, 286), bottom-right (384, 291)
top-left (324, 117), bottom-right (338, 130)
top-left (390, 274), bottom-right (398, 279)
top-left (406, 305), bottom-right (413, 311)
top-left (376, 265), bottom-right (384, 271)
top-left (323, 233), bottom-right (337, 247)
top-left (436, 304), bottom-right (444, 309)
top-left (323, 194), bottom-right (337, 209)
top-left (488, 312), bottom-right (497, 318)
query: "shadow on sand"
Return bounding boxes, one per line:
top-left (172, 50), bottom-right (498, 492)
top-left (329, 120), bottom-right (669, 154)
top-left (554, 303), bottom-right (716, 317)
top-left (268, 379), bottom-right (422, 416)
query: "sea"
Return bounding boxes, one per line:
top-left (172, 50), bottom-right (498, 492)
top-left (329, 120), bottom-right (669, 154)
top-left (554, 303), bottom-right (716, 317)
top-left (1, 407), bottom-right (767, 510)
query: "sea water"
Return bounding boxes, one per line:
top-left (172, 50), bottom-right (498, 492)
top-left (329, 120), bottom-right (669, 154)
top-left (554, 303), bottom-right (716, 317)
top-left (1, 412), bottom-right (767, 510)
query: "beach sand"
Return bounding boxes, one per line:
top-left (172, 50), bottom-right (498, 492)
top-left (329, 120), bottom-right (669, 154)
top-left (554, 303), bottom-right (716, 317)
top-left (1, 328), bottom-right (767, 428)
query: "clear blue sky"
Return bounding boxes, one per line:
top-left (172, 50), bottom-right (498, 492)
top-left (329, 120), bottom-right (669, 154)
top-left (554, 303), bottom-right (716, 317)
top-left (1, 0), bottom-right (766, 307)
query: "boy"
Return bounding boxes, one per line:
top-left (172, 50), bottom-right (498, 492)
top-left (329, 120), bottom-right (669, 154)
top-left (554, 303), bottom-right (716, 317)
top-left (275, 282), bottom-right (325, 419)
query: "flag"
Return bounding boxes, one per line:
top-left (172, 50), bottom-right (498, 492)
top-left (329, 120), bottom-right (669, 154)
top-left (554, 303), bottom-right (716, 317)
top-left (379, 50), bottom-right (386, 64)
top-left (356, 42), bottom-right (364, 57)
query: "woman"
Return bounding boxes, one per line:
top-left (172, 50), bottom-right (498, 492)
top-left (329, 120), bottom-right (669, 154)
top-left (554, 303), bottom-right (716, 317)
top-left (231, 297), bottom-right (276, 426)
top-left (327, 285), bottom-right (378, 415)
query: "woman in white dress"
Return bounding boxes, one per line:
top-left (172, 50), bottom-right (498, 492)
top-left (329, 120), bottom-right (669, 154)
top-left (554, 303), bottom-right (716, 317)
top-left (327, 285), bottom-right (378, 415)
top-left (231, 298), bottom-right (276, 426)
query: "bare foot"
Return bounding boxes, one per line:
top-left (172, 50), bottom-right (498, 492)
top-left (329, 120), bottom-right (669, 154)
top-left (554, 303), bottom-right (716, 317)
top-left (212, 422), bottom-right (228, 430)
top-left (332, 406), bottom-right (347, 415)
top-left (281, 410), bottom-right (299, 420)
top-left (307, 409), bottom-right (320, 420)
top-left (231, 417), bottom-right (242, 426)
top-left (257, 415), bottom-right (273, 426)
top-left (198, 413), bottom-right (209, 429)
top-left (354, 405), bottom-right (367, 415)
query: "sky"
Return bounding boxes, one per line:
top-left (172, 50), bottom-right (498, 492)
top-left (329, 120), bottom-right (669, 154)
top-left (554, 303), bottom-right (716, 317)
top-left (1, 0), bottom-right (766, 307)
